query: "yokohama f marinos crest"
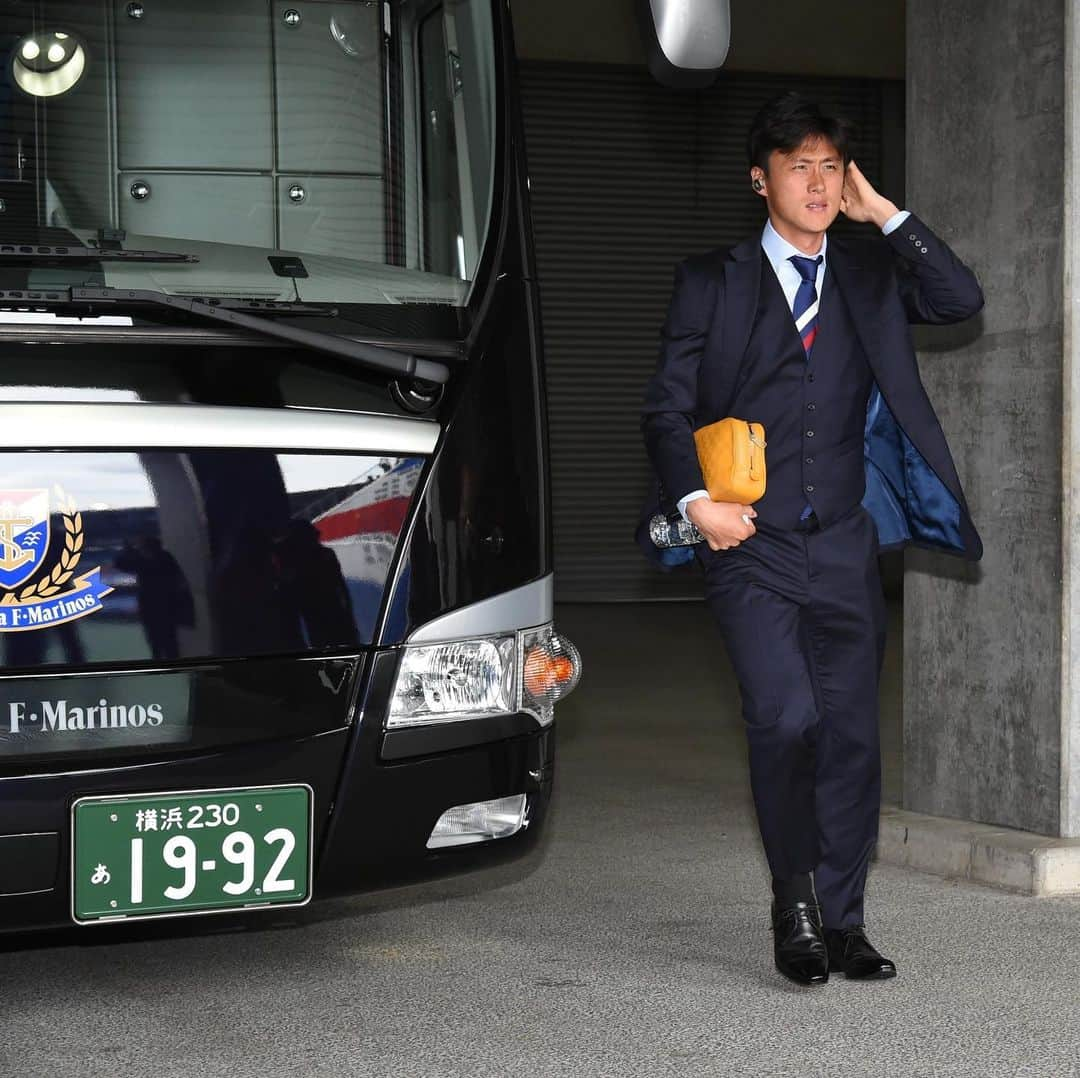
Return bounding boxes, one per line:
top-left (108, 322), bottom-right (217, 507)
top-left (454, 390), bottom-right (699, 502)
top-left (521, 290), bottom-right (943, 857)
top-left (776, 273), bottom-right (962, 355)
top-left (0, 486), bottom-right (112, 632)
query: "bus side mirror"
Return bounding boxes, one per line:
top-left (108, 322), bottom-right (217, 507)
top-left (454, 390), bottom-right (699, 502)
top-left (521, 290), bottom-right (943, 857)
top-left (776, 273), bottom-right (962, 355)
top-left (636, 0), bottom-right (730, 89)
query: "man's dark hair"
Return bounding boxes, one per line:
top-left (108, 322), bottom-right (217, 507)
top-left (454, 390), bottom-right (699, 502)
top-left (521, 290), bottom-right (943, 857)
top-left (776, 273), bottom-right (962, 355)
top-left (747, 92), bottom-right (854, 172)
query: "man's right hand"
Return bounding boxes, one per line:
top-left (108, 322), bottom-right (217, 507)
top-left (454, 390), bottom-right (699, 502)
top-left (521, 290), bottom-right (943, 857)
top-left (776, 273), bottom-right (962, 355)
top-left (685, 498), bottom-right (757, 551)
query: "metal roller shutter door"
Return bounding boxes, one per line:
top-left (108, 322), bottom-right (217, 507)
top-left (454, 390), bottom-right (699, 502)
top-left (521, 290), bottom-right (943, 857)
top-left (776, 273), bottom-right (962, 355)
top-left (519, 63), bottom-right (889, 601)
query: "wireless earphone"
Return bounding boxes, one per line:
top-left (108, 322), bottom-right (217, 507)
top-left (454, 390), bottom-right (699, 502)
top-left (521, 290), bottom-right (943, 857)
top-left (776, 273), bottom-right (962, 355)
top-left (752, 179), bottom-right (765, 192)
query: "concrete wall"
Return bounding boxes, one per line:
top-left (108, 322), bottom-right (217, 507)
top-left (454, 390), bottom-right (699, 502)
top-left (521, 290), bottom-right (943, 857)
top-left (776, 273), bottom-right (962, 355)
top-left (510, 0), bottom-right (905, 79)
top-left (1064, 0), bottom-right (1080, 844)
top-left (904, 0), bottom-right (1068, 834)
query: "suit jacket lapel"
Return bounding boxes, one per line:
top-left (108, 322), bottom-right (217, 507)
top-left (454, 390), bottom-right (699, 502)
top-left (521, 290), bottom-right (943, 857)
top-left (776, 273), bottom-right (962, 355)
top-left (824, 238), bottom-right (890, 384)
top-left (721, 236), bottom-right (762, 381)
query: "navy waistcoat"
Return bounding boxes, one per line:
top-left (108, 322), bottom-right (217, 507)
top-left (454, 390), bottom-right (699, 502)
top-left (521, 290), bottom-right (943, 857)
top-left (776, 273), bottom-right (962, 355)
top-left (728, 259), bottom-right (872, 530)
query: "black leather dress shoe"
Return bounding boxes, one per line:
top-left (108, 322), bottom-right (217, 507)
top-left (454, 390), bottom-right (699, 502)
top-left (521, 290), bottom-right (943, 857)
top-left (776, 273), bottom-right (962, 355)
top-left (825, 926), bottom-right (897, 979)
top-left (771, 900), bottom-right (829, 986)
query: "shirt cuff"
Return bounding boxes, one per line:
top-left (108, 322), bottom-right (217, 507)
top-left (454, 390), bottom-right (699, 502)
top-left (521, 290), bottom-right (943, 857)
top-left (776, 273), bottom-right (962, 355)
top-left (677, 489), bottom-right (709, 521)
top-left (881, 209), bottom-right (911, 236)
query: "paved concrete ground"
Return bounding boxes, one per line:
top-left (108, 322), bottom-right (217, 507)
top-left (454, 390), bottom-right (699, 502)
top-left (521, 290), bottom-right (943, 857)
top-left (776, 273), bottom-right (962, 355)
top-left (4, 601), bottom-right (1080, 1077)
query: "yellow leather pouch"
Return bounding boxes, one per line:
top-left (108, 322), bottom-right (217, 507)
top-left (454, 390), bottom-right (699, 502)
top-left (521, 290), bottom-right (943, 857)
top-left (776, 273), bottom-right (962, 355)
top-left (692, 418), bottom-right (767, 504)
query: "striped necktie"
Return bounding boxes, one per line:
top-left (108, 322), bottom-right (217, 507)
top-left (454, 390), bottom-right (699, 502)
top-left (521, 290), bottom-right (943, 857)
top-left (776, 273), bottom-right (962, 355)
top-left (790, 253), bottom-right (822, 524)
top-left (789, 254), bottom-right (823, 357)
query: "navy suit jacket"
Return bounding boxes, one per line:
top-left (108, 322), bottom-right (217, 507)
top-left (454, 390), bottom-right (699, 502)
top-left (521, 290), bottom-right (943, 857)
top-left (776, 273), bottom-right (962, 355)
top-left (639, 214), bottom-right (984, 566)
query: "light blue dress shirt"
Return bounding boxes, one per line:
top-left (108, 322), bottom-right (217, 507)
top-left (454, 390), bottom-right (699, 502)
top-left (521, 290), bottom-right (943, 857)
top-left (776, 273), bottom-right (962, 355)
top-left (677, 209), bottom-right (911, 521)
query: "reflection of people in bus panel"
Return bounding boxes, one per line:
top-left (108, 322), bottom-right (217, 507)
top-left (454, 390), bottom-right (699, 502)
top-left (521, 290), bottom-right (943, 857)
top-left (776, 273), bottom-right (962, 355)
top-left (273, 519), bottom-right (359, 648)
top-left (115, 535), bottom-right (193, 660)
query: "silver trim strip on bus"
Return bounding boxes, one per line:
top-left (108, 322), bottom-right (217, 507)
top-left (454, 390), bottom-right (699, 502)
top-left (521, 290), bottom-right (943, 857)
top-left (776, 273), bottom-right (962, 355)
top-left (0, 403), bottom-right (440, 454)
top-left (405, 574), bottom-right (554, 644)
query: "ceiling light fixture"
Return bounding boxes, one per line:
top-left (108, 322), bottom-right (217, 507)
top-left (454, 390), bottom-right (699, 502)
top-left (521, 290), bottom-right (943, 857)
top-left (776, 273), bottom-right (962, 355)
top-left (12, 31), bottom-right (86, 98)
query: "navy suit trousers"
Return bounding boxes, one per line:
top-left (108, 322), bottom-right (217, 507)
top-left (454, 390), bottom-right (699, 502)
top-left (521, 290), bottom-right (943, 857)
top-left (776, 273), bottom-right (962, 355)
top-left (700, 503), bottom-right (887, 929)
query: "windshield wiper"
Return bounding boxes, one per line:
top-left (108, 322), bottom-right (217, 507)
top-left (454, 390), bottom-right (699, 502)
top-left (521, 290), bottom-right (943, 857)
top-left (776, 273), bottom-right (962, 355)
top-left (0, 241), bottom-right (198, 264)
top-left (0, 286), bottom-right (452, 385)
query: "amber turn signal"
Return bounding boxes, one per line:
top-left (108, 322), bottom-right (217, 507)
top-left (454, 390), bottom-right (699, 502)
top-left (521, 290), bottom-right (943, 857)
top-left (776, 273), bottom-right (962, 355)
top-left (519, 630), bottom-right (581, 727)
top-left (524, 648), bottom-right (575, 698)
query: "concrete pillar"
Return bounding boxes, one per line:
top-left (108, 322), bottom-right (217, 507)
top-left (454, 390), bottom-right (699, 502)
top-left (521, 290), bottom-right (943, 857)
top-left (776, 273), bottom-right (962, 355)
top-left (902, 1), bottom-right (1070, 836)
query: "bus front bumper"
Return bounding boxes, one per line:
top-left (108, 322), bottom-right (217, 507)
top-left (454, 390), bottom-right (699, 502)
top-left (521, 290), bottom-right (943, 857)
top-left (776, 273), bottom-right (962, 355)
top-left (0, 706), bottom-right (555, 935)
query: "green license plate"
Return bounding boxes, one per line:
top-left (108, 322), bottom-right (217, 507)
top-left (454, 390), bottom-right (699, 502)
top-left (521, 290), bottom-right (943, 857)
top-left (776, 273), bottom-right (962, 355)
top-left (71, 785), bottom-right (312, 924)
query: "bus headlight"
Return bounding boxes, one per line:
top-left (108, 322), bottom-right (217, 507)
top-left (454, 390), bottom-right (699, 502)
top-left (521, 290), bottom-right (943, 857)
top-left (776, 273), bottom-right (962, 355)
top-left (387, 624), bottom-right (581, 729)
top-left (388, 636), bottom-right (517, 726)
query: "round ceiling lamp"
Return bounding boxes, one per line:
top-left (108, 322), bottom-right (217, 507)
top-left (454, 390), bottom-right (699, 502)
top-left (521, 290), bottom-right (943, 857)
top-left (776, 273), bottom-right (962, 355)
top-left (12, 31), bottom-right (86, 98)
top-left (329, 15), bottom-right (377, 61)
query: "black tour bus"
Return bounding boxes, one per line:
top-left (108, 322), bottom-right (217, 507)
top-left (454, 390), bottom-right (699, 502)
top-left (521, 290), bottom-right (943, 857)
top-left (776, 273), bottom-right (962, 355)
top-left (0, 0), bottom-right (585, 930)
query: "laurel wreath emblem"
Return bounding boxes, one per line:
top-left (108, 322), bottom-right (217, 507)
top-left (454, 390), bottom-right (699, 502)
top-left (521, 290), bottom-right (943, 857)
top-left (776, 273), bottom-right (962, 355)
top-left (0, 485), bottom-right (84, 605)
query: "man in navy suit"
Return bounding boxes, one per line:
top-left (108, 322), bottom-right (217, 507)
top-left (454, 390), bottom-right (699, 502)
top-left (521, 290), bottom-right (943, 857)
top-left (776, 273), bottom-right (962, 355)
top-left (641, 92), bottom-right (983, 986)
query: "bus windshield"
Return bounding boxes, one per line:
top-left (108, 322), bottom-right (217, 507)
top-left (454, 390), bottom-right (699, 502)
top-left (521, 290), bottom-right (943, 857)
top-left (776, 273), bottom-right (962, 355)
top-left (0, 0), bottom-right (496, 309)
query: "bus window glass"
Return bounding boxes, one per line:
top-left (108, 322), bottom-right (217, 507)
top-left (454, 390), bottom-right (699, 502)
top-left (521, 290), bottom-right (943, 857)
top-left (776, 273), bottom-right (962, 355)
top-left (0, 1), bottom-right (496, 309)
top-left (419, 7), bottom-right (464, 279)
